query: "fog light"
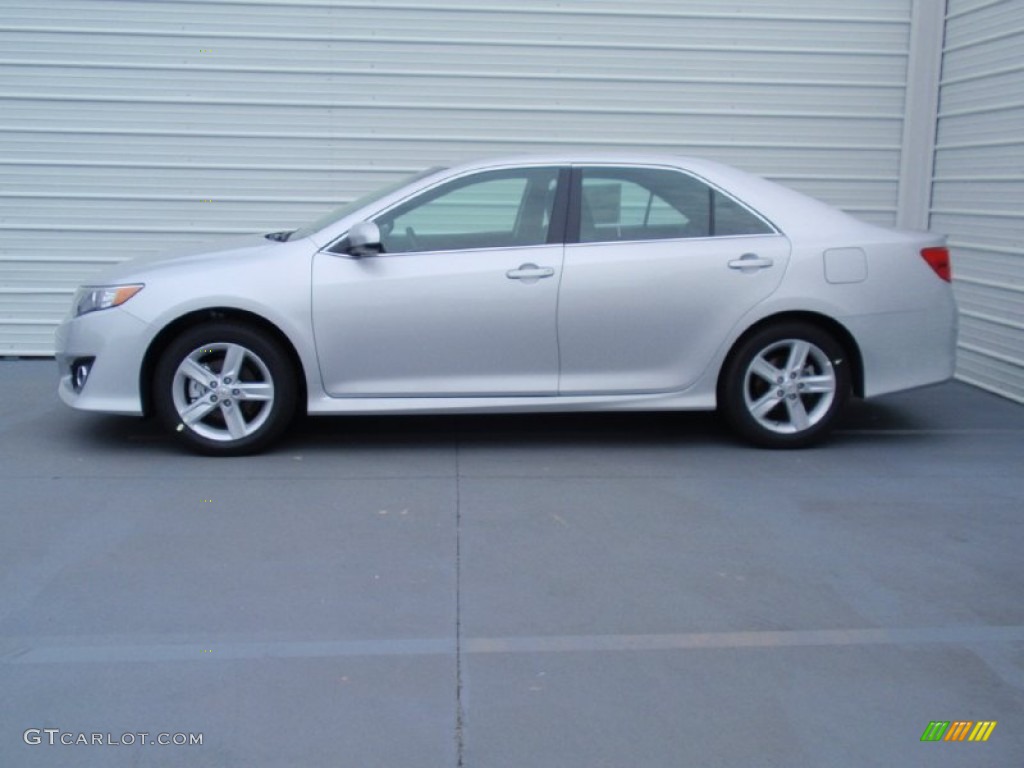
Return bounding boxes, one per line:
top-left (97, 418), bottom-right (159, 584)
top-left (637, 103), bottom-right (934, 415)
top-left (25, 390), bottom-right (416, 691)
top-left (71, 358), bottom-right (94, 393)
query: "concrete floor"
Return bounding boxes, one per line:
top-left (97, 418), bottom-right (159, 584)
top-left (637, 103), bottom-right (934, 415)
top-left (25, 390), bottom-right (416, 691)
top-left (1, 359), bottom-right (1022, 767)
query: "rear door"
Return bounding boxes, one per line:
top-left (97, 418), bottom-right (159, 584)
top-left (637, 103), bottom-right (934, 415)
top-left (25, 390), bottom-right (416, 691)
top-left (557, 165), bottom-right (791, 394)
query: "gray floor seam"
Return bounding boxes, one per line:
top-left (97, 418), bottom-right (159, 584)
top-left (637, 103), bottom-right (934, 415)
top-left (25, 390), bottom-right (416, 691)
top-left (454, 436), bottom-right (465, 768)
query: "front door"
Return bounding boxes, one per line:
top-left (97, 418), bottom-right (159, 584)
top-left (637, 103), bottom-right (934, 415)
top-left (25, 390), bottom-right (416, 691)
top-left (313, 166), bottom-right (567, 397)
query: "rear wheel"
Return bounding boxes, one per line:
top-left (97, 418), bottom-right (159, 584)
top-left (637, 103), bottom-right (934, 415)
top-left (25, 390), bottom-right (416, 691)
top-left (153, 322), bottom-right (297, 455)
top-left (719, 322), bottom-right (850, 448)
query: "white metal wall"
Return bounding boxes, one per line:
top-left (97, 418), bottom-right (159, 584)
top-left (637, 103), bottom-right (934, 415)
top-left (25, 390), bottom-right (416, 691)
top-left (1, 0), bottom-right (914, 355)
top-left (932, 0), bottom-right (1024, 403)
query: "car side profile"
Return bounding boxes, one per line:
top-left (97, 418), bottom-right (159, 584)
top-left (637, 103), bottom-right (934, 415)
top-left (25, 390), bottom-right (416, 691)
top-left (55, 155), bottom-right (957, 455)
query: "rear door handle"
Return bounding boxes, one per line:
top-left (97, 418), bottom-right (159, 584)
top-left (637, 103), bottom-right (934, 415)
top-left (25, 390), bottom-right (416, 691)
top-left (728, 253), bottom-right (774, 271)
top-left (506, 263), bottom-right (555, 281)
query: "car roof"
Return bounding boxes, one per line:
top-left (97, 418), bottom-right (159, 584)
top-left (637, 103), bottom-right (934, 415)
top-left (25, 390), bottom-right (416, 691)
top-left (442, 152), bottom-right (737, 176)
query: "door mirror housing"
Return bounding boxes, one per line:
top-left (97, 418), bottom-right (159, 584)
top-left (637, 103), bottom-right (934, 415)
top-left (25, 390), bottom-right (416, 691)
top-left (343, 221), bottom-right (383, 258)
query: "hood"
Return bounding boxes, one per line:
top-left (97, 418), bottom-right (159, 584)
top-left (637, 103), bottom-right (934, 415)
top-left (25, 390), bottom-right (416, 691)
top-left (93, 233), bottom-right (284, 283)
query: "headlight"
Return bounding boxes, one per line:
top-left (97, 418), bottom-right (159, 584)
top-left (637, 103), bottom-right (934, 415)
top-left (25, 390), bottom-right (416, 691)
top-left (74, 284), bottom-right (144, 317)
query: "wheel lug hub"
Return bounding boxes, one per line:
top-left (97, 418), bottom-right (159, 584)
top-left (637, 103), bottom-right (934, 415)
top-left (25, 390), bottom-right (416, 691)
top-left (210, 395), bottom-right (218, 402)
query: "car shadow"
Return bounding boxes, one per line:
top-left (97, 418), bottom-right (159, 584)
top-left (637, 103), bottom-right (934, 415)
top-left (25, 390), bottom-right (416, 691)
top-left (288, 409), bottom-right (729, 451)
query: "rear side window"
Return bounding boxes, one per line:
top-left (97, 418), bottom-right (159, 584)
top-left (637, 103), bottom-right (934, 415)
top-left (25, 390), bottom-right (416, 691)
top-left (578, 167), bottom-right (773, 243)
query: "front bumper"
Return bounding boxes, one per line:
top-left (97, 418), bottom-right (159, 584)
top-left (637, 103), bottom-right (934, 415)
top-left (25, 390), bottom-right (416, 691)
top-left (55, 307), bottom-right (152, 415)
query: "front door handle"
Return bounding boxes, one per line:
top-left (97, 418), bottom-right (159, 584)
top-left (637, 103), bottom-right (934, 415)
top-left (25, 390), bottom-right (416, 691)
top-left (506, 263), bottom-right (556, 281)
top-left (728, 253), bottom-right (774, 271)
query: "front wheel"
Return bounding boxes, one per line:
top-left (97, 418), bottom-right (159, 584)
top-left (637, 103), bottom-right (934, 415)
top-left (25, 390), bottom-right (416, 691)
top-left (153, 322), bottom-right (297, 456)
top-left (719, 322), bottom-right (851, 448)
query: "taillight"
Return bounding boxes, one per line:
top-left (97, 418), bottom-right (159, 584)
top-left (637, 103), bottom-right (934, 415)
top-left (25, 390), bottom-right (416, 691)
top-left (921, 247), bottom-right (951, 282)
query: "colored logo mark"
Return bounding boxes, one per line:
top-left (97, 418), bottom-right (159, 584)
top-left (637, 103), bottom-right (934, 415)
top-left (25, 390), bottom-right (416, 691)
top-left (921, 720), bottom-right (997, 742)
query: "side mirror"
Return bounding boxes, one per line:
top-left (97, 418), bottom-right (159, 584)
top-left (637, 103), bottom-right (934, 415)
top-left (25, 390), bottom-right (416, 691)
top-left (344, 221), bottom-right (383, 258)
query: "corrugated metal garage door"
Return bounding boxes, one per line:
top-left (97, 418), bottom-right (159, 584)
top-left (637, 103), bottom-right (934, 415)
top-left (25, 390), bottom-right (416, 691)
top-left (932, 0), bottom-right (1024, 403)
top-left (1, 0), bottom-right (913, 355)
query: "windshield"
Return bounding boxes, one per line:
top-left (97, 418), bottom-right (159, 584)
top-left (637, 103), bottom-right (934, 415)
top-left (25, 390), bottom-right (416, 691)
top-left (289, 167), bottom-right (445, 241)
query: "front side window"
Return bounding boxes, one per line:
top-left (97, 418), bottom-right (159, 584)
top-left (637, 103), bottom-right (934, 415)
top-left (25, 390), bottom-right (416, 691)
top-left (375, 167), bottom-right (561, 253)
top-left (578, 167), bottom-right (774, 243)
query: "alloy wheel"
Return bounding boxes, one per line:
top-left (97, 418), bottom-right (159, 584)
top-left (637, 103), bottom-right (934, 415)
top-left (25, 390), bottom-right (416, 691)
top-left (170, 342), bottom-right (276, 442)
top-left (742, 338), bottom-right (837, 435)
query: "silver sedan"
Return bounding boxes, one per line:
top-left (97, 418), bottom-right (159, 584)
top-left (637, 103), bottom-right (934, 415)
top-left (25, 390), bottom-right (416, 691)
top-left (55, 155), bottom-right (957, 455)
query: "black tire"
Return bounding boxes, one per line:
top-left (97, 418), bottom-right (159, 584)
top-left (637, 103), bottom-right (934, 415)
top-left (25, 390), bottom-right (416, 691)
top-left (719, 322), bottom-right (851, 448)
top-left (153, 321), bottom-right (298, 456)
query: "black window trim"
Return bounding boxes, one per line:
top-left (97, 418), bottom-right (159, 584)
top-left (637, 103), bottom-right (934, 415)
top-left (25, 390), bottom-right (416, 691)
top-left (546, 167), bottom-right (572, 245)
